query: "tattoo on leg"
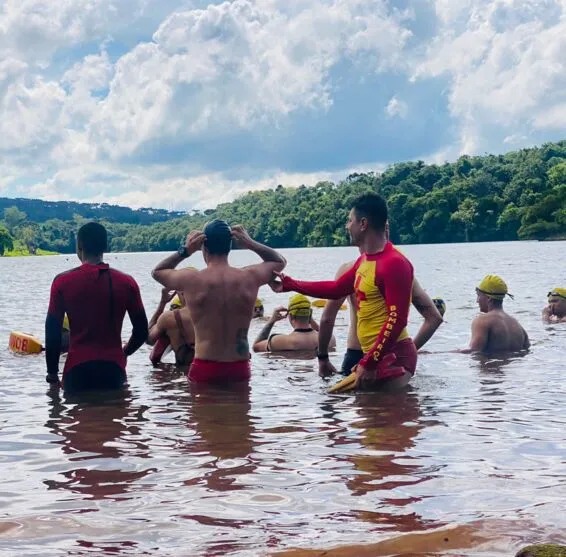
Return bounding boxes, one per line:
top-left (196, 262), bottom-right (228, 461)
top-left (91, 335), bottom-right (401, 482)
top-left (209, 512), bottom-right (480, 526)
top-left (236, 328), bottom-right (249, 356)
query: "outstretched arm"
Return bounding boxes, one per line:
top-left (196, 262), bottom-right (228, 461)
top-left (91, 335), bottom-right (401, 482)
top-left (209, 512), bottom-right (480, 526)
top-left (411, 279), bottom-right (443, 350)
top-left (318, 262), bottom-right (353, 356)
top-left (277, 264), bottom-right (357, 300)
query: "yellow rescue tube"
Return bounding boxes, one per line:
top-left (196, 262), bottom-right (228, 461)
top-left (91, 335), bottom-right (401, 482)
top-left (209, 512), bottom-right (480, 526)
top-left (328, 371), bottom-right (357, 393)
top-left (9, 332), bottom-right (43, 354)
top-left (312, 299), bottom-right (347, 310)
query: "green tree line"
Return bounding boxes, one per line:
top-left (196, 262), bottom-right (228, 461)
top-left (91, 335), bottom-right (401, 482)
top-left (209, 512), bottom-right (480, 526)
top-left (2, 140), bottom-right (566, 255)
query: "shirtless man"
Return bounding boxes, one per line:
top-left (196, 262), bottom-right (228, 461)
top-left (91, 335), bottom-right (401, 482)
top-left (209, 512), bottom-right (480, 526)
top-left (462, 275), bottom-right (529, 354)
top-left (253, 294), bottom-right (336, 352)
top-left (147, 289), bottom-right (195, 370)
top-left (270, 193), bottom-right (416, 390)
top-left (151, 220), bottom-right (286, 383)
top-left (542, 288), bottom-right (566, 323)
top-left (317, 262), bottom-right (443, 376)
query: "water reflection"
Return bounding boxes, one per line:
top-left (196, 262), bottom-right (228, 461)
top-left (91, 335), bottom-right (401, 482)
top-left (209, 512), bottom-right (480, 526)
top-left (44, 389), bottom-right (153, 502)
top-left (345, 390), bottom-right (442, 533)
top-left (1, 244), bottom-right (566, 555)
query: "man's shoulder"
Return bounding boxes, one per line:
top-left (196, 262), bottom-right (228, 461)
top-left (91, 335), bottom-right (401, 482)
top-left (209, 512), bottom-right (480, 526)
top-left (158, 310), bottom-right (176, 328)
top-left (52, 266), bottom-right (82, 286)
top-left (338, 260), bottom-right (356, 275)
top-left (389, 244), bottom-right (412, 265)
top-left (109, 267), bottom-right (139, 287)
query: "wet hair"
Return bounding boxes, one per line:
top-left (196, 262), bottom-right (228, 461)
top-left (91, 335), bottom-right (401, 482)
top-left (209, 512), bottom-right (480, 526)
top-left (203, 219), bottom-right (232, 255)
top-left (351, 193), bottom-right (388, 232)
top-left (77, 222), bottom-right (108, 256)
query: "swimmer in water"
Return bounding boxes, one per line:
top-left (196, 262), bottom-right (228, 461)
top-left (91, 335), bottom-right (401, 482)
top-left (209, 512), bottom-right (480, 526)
top-left (253, 298), bottom-right (265, 319)
top-left (253, 294), bottom-right (336, 353)
top-left (270, 193), bottom-right (416, 390)
top-left (151, 220), bottom-right (286, 383)
top-left (147, 289), bottom-right (195, 370)
top-left (542, 288), bottom-right (566, 323)
top-left (460, 275), bottom-right (529, 354)
top-left (45, 222), bottom-right (148, 391)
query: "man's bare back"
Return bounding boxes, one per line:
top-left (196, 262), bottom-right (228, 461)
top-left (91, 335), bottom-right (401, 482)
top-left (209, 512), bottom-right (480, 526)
top-left (184, 265), bottom-right (267, 361)
top-left (470, 310), bottom-right (529, 354)
top-left (467, 276), bottom-right (529, 355)
top-left (152, 222), bottom-right (286, 371)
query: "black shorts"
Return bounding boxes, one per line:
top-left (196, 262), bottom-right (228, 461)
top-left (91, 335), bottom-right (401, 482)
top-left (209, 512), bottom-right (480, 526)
top-left (63, 361), bottom-right (126, 393)
top-left (340, 349), bottom-right (364, 375)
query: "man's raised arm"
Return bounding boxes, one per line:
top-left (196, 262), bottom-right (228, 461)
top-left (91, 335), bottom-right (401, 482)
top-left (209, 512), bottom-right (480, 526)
top-left (232, 225), bottom-right (286, 284)
top-left (152, 231), bottom-right (204, 289)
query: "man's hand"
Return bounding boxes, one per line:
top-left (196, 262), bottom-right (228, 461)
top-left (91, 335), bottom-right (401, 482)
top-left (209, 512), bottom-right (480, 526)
top-left (185, 231), bottom-right (206, 255)
top-left (270, 306), bottom-right (288, 323)
top-left (231, 225), bottom-right (254, 249)
top-left (268, 272), bottom-right (286, 293)
top-left (318, 359), bottom-right (337, 378)
top-left (353, 363), bottom-right (375, 389)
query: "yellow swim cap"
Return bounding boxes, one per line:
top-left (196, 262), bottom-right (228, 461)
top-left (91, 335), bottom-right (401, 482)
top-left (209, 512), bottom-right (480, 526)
top-left (170, 295), bottom-right (183, 309)
top-left (255, 298), bottom-right (263, 308)
top-left (477, 275), bottom-right (513, 300)
top-left (288, 294), bottom-right (312, 317)
top-left (548, 288), bottom-right (566, 300)
top-left (62, 314), bottom-right (70, 331)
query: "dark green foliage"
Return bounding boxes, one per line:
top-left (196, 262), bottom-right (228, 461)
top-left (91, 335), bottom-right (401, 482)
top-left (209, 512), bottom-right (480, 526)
top-left (2, 140), bottom-right (566, 253)
top-left (0, 225), bottom-right (14, 255)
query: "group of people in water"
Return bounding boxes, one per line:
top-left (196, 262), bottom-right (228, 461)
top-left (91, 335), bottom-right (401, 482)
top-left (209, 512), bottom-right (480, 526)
top-left (44, 193), bottom-right (565, 393)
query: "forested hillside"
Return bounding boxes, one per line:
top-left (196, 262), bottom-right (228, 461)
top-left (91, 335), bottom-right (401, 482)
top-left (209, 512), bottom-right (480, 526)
top-left (0, 198), bottom-right (186, 225)
top-left (1, 140), bottom-right (565, 255)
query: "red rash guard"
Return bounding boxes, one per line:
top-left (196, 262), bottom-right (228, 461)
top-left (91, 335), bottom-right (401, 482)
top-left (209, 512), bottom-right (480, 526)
top-left (282, 242), bottom-right (414, 372)
top-left (46, 263), bottom-right (147, 375)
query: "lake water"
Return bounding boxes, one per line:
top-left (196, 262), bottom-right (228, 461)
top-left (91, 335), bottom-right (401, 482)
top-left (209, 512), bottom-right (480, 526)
top-left (0, 242), bottom-right (565, 556)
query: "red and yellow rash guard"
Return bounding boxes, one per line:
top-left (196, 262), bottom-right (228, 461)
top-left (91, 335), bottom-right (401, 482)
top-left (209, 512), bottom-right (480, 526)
top-left (281, 242), bottom-right (414, 372)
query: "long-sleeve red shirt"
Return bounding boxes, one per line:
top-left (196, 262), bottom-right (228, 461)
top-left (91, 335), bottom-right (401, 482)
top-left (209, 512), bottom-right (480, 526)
top-left (281, 242), bottom-right (414, 370)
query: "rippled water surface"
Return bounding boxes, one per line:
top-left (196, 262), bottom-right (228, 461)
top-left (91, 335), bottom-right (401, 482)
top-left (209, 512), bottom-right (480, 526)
top-left (0, 242), bottom-right (565, 556)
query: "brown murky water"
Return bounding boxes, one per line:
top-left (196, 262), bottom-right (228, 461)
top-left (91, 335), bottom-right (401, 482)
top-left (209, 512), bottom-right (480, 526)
top-left (0, 242), bottom-right (565, 556)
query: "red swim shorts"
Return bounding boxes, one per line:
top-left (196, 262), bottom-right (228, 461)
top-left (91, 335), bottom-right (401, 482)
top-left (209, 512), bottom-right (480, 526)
top-left (188, 358), bottom-right (251, 383)
top-left (371, 338), bottom-right (418, 381)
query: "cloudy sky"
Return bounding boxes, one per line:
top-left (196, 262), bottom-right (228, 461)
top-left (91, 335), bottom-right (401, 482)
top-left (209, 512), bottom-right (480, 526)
top-left (1, 0), bottom-right (566, 211)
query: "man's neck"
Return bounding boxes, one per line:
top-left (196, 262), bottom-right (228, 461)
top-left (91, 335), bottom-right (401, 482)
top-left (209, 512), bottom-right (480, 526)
top-left (82, 255), bottom-right (104, 265)
top-left (359, 232), bottom-right (387, 255)
top-left (206, 255), bottom-right (229, 267)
